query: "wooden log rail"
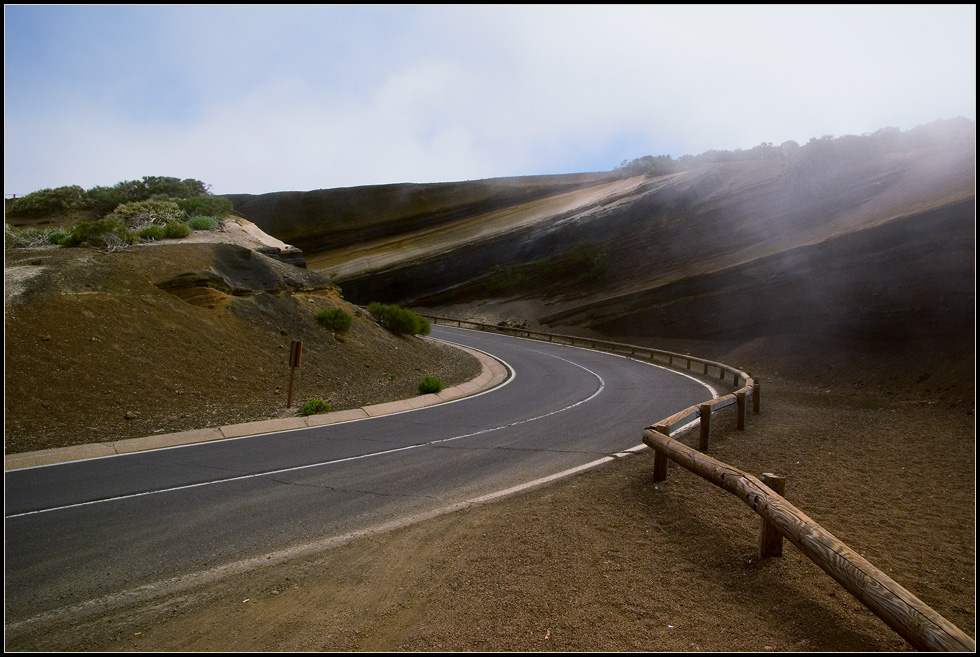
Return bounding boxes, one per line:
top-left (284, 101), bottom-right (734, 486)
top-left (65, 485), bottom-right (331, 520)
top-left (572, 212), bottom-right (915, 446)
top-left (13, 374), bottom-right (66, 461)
top-left (642, 428), bottom-right (975, 652)
top-left (422, 314), bottom-right (975, 652)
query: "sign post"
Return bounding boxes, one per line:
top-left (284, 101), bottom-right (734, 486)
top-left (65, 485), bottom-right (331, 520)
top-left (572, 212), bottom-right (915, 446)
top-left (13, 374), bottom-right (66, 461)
top-left (287, 340), bottom-right (303, 408)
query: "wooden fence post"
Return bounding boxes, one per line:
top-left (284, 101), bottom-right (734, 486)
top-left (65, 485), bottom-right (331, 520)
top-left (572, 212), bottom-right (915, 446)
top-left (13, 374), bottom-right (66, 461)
top-left (753, 382), bottom-right (761, 414)
top-left (698, 403), bottom-right (712, 451)
top-left (652, 425), bottom-right (670, 482)
top-left (736, 391), bottom-right (746, 430)
top-left (758, 473), bottom-right (786, 558)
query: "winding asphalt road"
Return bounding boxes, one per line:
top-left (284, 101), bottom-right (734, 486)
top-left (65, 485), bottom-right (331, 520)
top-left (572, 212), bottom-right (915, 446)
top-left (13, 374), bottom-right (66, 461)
top-left (4, 325), bottom-right (716, 630)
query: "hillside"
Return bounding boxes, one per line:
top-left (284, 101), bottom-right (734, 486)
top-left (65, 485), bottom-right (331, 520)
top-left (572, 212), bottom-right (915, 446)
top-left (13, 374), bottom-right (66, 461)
top-left (228, 119), bottom-right (975, 358)
top-left (3, 218), bottom-right (481, 454)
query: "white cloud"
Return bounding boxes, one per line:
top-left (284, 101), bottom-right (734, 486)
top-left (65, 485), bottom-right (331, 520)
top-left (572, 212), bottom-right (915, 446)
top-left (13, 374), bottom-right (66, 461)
top-left (4, 4), bottom-right (974, 196)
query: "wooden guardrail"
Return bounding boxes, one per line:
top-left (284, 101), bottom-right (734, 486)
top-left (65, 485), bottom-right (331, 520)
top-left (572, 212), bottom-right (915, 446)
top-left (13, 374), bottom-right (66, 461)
top-left (423, 315), bottom-right (975, 652)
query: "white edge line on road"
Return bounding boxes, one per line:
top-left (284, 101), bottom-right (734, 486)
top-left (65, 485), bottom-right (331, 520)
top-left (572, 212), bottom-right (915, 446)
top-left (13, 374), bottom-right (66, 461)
top-left (3, 336), bottom-right (720, 633)
top-left (7, 332), bottom-right (718, 519)
top-left (5, 344), bottom-right (605, 519)
top-left (5, 337), bottom-right (517, 473)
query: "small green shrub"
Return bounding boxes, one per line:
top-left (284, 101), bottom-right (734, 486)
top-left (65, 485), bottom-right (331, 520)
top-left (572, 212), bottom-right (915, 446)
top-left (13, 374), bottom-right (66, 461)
top-left (301, 398), bottom-right (332, 416)
top-left (316, 307), bottom-right (353, 332)
top-left (47, 230), bottom-right (68, 245)
top-left (5, 226), bottom-right (63, 247)
top-left (163, 220), bottom-right (192, 239)
top-left (417, 376), bottom-right (444, 394)
top-left (187, 215), bottom-right (220, 231)
top-left (60, 218), bottom-right (137, 248)
top-left (106, 199), bottom-right (185, 228)
top-left (368, 303), bottom-right (431, 336)
top-left (138, 224), bottom-right (166, 241)
top-left (177, 195), bottom-right (233, 219)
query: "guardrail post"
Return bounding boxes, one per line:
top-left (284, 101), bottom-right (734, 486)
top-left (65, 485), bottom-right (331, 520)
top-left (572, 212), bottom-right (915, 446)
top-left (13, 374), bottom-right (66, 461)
top-left (652, 424), bottom-right (670, 482)
top-left (753, 382), bottom-right (761, 414)
top-left (698, 403), bottom-right (712, 451)
top-left (703, 362), bottom-right (708, 375)
top-left (758, 473), bottom-right (786, 558)
top-left (736, 392), bottom-right (746, 430)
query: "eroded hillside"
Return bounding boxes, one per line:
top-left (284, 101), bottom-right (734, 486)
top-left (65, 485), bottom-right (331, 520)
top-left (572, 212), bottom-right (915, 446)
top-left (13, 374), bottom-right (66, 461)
top-left (228, 120), bottom-right (975, 350)
top-left (3, 219), bottom-right (480, 454)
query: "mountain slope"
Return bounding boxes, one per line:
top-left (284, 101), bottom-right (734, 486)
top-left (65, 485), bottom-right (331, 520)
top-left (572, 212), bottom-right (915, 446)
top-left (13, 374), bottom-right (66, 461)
top-left (227, 120), bottom-right (975, 349)
top-left (3, 219), bottom-right (480, 454)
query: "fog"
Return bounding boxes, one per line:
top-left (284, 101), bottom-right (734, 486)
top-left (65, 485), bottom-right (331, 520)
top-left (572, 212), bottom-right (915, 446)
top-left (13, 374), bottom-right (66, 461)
top-left (3, 5), bottom-right (975, 196)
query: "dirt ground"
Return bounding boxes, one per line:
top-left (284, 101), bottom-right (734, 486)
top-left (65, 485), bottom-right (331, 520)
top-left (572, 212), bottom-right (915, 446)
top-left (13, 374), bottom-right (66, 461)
top-left (5, 340), bottom-right (974, 652)
top-left (3, 234), bottom-right (483, 455)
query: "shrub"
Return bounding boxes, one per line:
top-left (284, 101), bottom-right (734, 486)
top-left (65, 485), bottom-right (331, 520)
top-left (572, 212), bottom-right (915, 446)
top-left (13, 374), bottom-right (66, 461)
top-left (47, 230), bottom-right (68, 245)
top-left (316, 307), bottom-right (353, 332)
top-left (186, 215), bottom-right (221, 231)
top-left (138, 224), bottom-right (166, 241)
top-left (5, 185), bottom-right (87, 218)
top-left (177, 196), bottom-right (233, 219)
top-left (5, 226), bottom-right (61, 247)
top-left (417, 376), bottom-right (444, 394)
top-left (60, 218), bottom-right (137, 248)
top-left (301, 398), bottom-right (331, 416)
top-left (105, 199), bottom-right (185, 229)
top-left (367, 302), bottom-right (431, 336)
top-left (163, 220), bottom-right (192, 239)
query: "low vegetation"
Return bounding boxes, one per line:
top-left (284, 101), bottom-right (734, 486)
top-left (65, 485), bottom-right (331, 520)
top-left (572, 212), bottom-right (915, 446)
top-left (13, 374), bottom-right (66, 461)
top-left (316, 307), bottom-right (353, 332)
top-left (5, 175), bottom-right (234, 251)
top-left (367, 302), bottom-right (431, 336)
top-left (300, 399), bottom-right (332, 416)
top-left (417, 375), bottom-right (444, 394)
top-left (614, 116), bottom-right (975, 181)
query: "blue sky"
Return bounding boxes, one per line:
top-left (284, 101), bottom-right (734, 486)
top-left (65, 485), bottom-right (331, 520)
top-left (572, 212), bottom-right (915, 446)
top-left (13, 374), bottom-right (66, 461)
top-left (4, 4), bottom-right (976, 196)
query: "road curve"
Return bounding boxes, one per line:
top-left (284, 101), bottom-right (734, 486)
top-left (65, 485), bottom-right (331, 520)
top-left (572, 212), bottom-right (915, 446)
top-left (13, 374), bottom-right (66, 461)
top-left (4, 325), bottom-right (716, 629)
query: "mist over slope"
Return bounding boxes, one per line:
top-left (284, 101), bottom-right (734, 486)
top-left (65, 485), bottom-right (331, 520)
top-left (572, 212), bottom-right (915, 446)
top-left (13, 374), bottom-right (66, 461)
top-left (227, 119), bottom-right (975, 350)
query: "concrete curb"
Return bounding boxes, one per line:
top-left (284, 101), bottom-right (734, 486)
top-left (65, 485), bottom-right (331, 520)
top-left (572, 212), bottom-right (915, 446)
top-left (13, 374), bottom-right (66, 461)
top-left (4, 344), bottom-right (509, 471)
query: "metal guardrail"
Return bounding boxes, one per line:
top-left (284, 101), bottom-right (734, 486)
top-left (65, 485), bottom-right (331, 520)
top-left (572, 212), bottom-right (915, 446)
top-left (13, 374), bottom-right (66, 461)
top-left (423, 314), bottom-right (975, 652)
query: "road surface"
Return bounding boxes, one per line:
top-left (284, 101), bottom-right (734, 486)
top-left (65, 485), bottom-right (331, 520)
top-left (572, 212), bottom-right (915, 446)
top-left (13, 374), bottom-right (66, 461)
top-left (4, 326), bottom-right (715, 630)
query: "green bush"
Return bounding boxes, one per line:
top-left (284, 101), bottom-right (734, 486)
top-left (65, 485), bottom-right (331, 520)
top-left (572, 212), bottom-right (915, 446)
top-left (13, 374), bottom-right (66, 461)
top-left (60, 218), bottom-right (137, 248)
top-left (367, 302), bottom-right (431, 336)
top-left (417, 376), bottom-right (444, 394)
top-left (86, 176), bottom-right (211, 216)
top-left (301, 399), bottom-right (332, 416)
top-left (84, 185), bottom-right (130, 216)
top-left (177, 196), bottom-right (233, 219)
top-left (5, 185), bottom-right (87, 218)
top-left (163, 220), bottom-right (192, 239)
top-left (47, 230), bottom-right (68, 245)
top-left (106, 199), bottom-right (185, 229)
top-left (316, 307), bottom-right (353, 332)
top-left (138, 224), bottom-right (166, 241)
top-left (186, 215), bottom-right (221, 231)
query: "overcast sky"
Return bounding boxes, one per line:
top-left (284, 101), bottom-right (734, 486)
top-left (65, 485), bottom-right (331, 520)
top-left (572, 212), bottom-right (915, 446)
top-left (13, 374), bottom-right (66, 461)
top-left (4, 4), bottom-right (976, 196)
